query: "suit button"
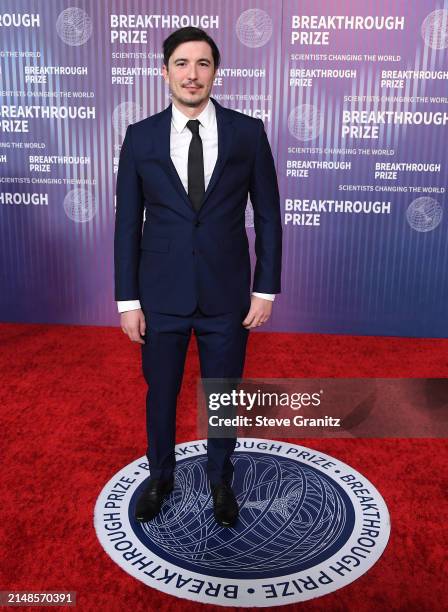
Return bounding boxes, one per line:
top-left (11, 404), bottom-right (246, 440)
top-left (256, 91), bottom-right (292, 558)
top-left (195, 221), bottom-right (201, 227)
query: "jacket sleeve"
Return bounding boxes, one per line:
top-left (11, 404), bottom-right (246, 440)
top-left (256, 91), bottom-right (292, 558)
top-left (114, 124), bottom-right (144, 301)
top-left (249, 119), bottom-right (282, 294)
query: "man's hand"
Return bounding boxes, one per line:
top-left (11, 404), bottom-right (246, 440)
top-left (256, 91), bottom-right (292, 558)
top-left (242, 295), bottom-right (273, 329)
top-left (121, 308), bottom-right (146, 344)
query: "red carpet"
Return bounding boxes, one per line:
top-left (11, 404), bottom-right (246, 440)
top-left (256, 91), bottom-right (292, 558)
top-left (1, 322), bottom-right (447, 611)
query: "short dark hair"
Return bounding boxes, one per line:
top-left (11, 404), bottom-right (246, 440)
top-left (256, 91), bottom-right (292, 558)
top-left (163, 27), bottom-right (220, 70)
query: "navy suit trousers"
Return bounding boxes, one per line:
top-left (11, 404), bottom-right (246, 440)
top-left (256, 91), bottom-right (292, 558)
top-left (140, 304), bottom-right (250, 485)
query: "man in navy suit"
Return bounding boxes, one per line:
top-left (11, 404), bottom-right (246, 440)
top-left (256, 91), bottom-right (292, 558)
top-left (114, 27), bottom-right (282, 527)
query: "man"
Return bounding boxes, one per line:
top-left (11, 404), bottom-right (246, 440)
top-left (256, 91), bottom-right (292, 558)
top-left (114, 27), bottom-right (282, 527)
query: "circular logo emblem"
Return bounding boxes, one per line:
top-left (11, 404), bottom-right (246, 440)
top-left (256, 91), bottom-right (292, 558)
top-left (56, 7), bottom-right (92, 47)
top-left (288, 104), bottom-right (324, 142)
top-left (63, 188), bottom-right (96, 223)
top-left (94, 439), bottom-right (390, 606)
top-left (236, 9), bottom-right (273, 48)
top-left (421, 9), bottom-right (448, 50)
top-left (112, 102), bottom-right (145, 137)
top-left (406, 197), bottom-right (443, 232)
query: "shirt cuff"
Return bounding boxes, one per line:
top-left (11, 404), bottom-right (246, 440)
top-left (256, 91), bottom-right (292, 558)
top-left (117, 300), bottom-right (142, 313)
top-left (252, 292), bottom-right (276, 302)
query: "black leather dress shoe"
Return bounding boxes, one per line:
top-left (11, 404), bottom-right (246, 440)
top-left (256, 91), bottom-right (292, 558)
top-left (210, 482), bottom-right (239, 527)
top-left (134, 476), bottom-right (174, 522)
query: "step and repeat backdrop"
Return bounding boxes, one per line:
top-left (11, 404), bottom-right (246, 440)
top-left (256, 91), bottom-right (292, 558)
top-left (1, 0), bottom-right (447, 336)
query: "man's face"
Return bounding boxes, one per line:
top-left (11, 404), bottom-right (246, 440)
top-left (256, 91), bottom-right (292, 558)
top-left (162, 40), bottom-right (216, 109)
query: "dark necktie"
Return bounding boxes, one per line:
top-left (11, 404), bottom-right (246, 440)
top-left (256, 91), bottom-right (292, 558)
top-left (186, 119), bottom-right (205, 211)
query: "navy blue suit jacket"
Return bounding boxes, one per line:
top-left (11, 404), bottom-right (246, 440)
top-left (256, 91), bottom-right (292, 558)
top-left (114, 97), bottom-right (282, 315)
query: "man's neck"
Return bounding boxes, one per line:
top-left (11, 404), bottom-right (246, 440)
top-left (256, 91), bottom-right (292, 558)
top-left (172, 97), bottom-right (210, 119)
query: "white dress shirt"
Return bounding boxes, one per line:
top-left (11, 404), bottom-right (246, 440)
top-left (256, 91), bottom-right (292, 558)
top-left (117, 98), bottom-right (275, 313)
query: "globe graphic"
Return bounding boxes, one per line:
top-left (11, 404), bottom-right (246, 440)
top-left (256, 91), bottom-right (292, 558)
top-left (288, 105), bottom-right (324, 142)
top-left (56, 7), bottom-right (92, 47)
top-left (131, 452), bottom-right (355, 579)
top-left (406, 197), bottom-right (443, 232)
top-left (236, 9), bottom-right (273, 48)
top-left (112, 102), bottom-right (145, 137)
top-left (421, 9), bottom-right (448, 50)
top-left (63, 188), bottom-right (96, 223)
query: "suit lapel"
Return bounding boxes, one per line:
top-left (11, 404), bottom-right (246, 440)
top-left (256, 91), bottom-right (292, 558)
top-left (156, 96), bottom-right (234, 213)
top-left (157, 105), bottom-right (191, 209)
top-left (203, 97), bottom-right (234, 210)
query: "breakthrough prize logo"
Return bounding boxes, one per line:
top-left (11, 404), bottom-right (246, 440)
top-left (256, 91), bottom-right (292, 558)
top-left (56, 7), bottom-right (92, 46)
top-left (63, 188), bottom-right (96, 223)
top-left (421, 9), bottom-right (448, 50)
top-left (406, 197), bottom-right (443, 232)
top-left (288, 104), bottom-right (324, 142)
top-left (112, 102), bottom-right (145, 137)
top-left (94, 439), bottom-right (390, 606)
top-left (236, 9), bottom-right (273, 48)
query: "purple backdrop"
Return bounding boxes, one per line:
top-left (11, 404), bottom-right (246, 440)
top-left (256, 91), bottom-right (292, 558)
top-left (1, 0), bottom-right (447, 336)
